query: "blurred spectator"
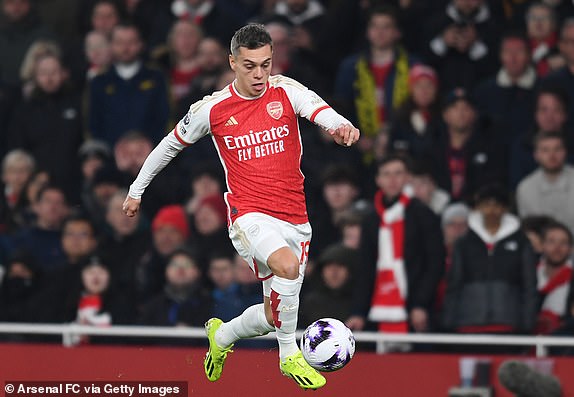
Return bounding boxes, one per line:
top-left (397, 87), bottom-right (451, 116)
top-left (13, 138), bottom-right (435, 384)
top-left (99, 189), bottom-right (151, 303)
top-left (522, 215), bottom-right (557, 260)
top-left (152, 20), bottom-right (202, 107)
top-left (8, 54), bottom-right (84, 203)
top-left (0, 0), bottom-right (54, 86)
top-left (135, 204), bottom-right (190, 304)
top-left (272, 0), bottom-right (325, 51)
top-left (10, 184), bottom-right (70, 271)
top-left (18, 39), bottom-right (62, 98)
top-left (410, 164), bottom-right (450, 216)
top-left (474, 32), bottom-right (537, 145)
top-left (184, 164), bottom-right (224, 216)
top-left (170, 0), bottom-right (241, 45)
top-left (233, 253), bottom-right (262, 310)
top-left (334, 5), bottom-right (418, 138)
top-left (35, 0), bottom-right (78, 48)
top-left (544, 18), bottom-right (574, 133)
top-left (86, 0), bottom-right (122, 37)
top-left (0, 149), bottom-right (35, 234)
top-left (347, 155), bottom-right (444, 334)
top-left (114, 131), bottom-right (185, 219)
top-left (424, 87), bottom-right (506, 202)
top-left (176, 36), bottom-right (227, 116)
top-left (85, 30), bottom-right (112, 80)
top-left (390, 64), bottom-right (442, 159)
top-left (424, 0), bottom-right (500, 91)
top-left (301, 124), bottom-right (366, 201)
top-left (509, 86), bottom-right (570, 186)
top-left (0, 251), bottom-right (43, 324)
top-left (309, 166), bottom-right (360, 260)
top-left (526, 2), bottom-right (563, 77)
top-left (191, 194), bottom-right (234, 271)
top-left (79, 140), bottom-right (112, 184)
top-left (264, 21), bottom-right (327, 96)
top-left (433, 202), bottom-right (470, 324)
top-left (443, 184), bottom-right (537, 334)
top-left (517, 132), bottom-right (574, 235)
top-left (338, 210), bottom-right (364, 250)
top-left (139, 247), bottom-right (211, 327)
top-left (536, 221), bottom-right (573, 335)
top-left (27, 214), bottom-right (98, 323)
top-left (63, 255), bottom-right (134, 344)
top-left (81, 164), bottom-right (125, 229)
top-left (88, 23), bottom-right (169, 146)
top-left (300, 244), bottom-right (357, 329)
top-left (208, 252), bottom-right (244, 321)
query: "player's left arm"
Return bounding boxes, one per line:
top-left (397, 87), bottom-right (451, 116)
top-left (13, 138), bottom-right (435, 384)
top-left (279, 76), bottom-right (360, 147)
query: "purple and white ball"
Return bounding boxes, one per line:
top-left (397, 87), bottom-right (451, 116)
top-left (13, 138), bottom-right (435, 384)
top-left (300, 318), bottom-right (355, 372)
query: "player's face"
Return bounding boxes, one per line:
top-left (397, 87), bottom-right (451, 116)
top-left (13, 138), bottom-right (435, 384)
top-left (229, 44), bottom-right (272, 98)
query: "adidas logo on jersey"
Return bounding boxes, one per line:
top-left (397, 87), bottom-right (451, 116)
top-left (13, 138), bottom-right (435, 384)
top-left (224, 116), bottom-right (239, 126)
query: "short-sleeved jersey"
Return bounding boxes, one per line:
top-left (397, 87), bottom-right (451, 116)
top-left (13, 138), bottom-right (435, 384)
top-left (172, 75), bottom-right (349, 225)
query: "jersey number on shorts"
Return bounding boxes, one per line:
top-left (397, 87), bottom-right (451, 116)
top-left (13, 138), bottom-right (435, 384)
top-left (299, 241), bottom-right (310, 265)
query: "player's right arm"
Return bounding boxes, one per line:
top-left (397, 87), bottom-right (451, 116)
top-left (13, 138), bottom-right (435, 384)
top-left (123, 100), bottom-right (211, 217)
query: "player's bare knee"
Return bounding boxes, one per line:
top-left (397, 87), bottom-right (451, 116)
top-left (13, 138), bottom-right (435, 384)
top-left (268, 247), bottom-right (299, 280)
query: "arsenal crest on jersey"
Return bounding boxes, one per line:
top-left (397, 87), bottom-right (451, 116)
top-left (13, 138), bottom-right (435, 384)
top-left (266, 101), bottom-right (283, 120)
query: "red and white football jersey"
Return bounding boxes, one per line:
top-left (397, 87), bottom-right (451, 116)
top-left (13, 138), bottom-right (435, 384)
top-left (129, 75), bottom-right (350, 225)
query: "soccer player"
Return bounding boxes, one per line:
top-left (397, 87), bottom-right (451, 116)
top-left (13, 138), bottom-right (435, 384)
top-left (122, 23), bottom-right (360, 390)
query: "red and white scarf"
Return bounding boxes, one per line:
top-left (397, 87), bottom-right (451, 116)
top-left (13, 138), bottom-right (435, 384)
top-left (368, 188), bottom-right (412, 332)
top-left (536, 260), bottom-right (572, 334)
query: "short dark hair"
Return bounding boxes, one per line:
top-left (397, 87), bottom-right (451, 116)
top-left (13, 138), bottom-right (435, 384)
top-left (522, 215), bottom-right (556, 235)
top-left (230, 23), bottom-right (272, 56)
top-left (533, 131), bottom-right (567, 149)
top-left (367, 5), bottom-right (400, 29)
top-left (500, 31), bottom-right (530, 50)
top-left (536, 85), bottom-right (569, 112)
top-left (62, 214), bottom-right (97, 237)
top-left (36, 184), bottom-right (67, 204)
top-left (473, 184), bottom-right (510, 208)
top-left (322, 165), bottom-right (358, 187)
top-left (542, 221), bottom-right (573, 245)
top-left (376, 153), bottom-right (413, 173)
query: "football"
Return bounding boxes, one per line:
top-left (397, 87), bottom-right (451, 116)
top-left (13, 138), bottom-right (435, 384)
top-left (300, 318), bottom-right (355, 372)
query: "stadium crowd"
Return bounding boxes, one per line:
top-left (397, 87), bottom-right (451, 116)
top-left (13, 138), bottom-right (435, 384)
top-left (1, 0), bottom-right (574, 352)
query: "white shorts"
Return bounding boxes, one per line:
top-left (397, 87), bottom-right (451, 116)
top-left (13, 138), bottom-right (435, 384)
top-left (229, 212), bottom-right (312, 297)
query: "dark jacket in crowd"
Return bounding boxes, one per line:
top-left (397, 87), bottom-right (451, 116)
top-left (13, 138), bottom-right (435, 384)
top-left (424, 123), bottom-right (507, 202)
top-left (473, 68), bottom-right (537, 145)
top-left (0, 7), bottom-right (53, 86)
top-left (353, 196), bottom-right (445, 320)
top-left (88, 64), bottom-right (169, 146)
top-left (443, 212), bottom-right (538, 333)
top-left (138, 283), bottom-right (212, 327)
top-left (8, 87), bottom-right (84, 202)
top-left (424, 2), bottom-right (500, 91)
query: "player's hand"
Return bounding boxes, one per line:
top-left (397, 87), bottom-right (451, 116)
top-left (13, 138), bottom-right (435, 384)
top-left (345, 315), bottom-right (365, 331)
top-left (122, 195), bottom-right (141, 217)
top-left (328, 124), bottom-right (360, 147)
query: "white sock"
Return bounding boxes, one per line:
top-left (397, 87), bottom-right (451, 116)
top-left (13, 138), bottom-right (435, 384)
top-left (215, 303), bottom-right (274, 348)
top-left (270, 276), bottom-right (301, 360)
